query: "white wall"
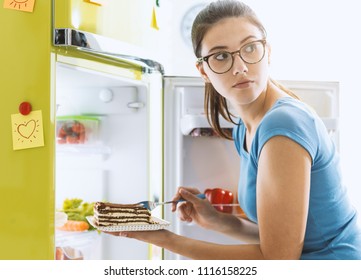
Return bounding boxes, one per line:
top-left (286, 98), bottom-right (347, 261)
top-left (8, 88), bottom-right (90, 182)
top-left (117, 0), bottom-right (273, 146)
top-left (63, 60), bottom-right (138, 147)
top-left (157, 0), bottom-right (361, 212)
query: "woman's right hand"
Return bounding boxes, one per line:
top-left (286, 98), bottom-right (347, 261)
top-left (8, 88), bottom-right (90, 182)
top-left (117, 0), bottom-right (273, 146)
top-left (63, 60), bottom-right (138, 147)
top-left (171, 187), bottom-right (222, 230)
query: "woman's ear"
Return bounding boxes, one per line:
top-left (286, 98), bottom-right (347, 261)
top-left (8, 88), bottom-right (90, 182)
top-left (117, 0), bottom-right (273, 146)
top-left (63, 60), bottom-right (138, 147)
top-left (196, 63), bottom-right (211, 83)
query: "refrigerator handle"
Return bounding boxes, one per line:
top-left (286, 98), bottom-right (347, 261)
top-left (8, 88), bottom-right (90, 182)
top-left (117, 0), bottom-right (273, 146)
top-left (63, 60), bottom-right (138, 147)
top-left (53, 28), bottom-right (164, 74)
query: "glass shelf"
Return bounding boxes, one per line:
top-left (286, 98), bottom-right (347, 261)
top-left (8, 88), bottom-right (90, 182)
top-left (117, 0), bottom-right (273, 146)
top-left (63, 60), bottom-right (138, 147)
top-left (56, 144), bottom-right (112, 156)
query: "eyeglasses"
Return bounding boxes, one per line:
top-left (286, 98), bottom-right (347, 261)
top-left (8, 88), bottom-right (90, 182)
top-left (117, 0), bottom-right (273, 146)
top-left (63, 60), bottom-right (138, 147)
top-left (197, 39), bottom-right (266, 74)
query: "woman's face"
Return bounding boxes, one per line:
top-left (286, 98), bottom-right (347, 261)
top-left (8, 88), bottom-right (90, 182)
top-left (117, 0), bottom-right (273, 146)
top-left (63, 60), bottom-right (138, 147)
top-left (197, 17), bottom-right (270, 106)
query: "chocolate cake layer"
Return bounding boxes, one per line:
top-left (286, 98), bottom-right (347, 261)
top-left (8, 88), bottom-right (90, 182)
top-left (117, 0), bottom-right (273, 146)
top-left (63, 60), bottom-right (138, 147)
top-left (94, 201), bottom-right (156, 227)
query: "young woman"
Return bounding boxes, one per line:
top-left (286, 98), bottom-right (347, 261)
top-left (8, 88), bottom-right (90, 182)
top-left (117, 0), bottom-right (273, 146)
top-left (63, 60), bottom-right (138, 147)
top-left (105, 0), bottom-right (361, 259)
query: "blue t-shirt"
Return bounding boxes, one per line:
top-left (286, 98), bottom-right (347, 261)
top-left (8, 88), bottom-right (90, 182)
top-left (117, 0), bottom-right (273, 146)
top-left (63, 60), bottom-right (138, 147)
top-left (233, 96), bottom-right (361, 259)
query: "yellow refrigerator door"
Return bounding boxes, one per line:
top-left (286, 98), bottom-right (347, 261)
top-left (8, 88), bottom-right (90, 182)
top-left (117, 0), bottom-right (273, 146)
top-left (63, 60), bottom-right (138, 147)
top-left (0, 2), bottom-right (55, 259)
top-left (53, 0), bottom-right (160, 49)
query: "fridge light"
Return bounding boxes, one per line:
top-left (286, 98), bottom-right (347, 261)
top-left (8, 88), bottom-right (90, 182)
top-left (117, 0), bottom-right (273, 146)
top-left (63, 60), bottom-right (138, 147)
top-left (99, 89), bottom-right (113, 103)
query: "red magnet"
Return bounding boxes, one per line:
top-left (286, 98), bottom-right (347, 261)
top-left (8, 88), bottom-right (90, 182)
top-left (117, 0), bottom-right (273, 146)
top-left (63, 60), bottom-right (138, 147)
top-left (19, 102), bottom-right (32, 115)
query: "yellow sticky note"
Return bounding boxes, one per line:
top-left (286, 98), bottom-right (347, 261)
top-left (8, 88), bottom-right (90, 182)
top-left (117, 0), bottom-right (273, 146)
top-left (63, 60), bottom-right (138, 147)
top-left (3, 0), bottom-right (36, 13)
top-left (83, 0), bottom-right (102, 6)
top-left (11, 110), bottom-right (44, 150)
top-left (151, 7), bottom-right (159, 30)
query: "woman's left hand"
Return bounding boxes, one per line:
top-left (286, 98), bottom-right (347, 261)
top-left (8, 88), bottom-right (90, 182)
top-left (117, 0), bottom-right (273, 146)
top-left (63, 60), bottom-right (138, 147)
top-left (175, 187), bottom-right (223, 229)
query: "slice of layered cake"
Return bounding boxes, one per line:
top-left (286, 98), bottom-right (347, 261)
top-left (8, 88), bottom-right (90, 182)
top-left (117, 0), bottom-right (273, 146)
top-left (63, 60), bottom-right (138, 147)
top-left (93, 202), bottom-right (157, 227)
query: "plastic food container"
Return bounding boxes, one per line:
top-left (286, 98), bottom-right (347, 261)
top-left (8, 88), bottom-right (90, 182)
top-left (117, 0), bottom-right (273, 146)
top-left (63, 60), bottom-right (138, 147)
top-left (56, 116), bottom-right (100, 145)
top-left (55, 230), bottom-right (101, 260)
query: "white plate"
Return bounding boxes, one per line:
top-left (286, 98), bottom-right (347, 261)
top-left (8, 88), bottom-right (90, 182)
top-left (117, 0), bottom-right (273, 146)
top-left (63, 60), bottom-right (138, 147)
top-left (86, 216), bottom-right (170, 232)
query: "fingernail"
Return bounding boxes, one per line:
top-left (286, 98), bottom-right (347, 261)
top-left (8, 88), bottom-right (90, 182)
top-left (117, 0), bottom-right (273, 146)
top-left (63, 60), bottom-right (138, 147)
top-left (119, 232), bottom-right (127, 237)
top-left (180, 189), bottom-right (188, 194)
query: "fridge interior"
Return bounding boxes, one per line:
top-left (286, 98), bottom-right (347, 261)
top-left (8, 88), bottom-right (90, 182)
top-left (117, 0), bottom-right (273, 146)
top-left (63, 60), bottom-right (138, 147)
top-left (55, 62), bottom-right (152, 260)
top-left (163, 77), bottom-right (244, 261)
top-left (163, 77), bottom-right (339, 260)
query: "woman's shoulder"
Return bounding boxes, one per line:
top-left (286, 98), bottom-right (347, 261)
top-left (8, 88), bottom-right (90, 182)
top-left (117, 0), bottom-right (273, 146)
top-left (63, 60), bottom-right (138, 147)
top-left (260, 97), bottom-right (318, 133)
top-left (253, 97), bottom-right (320, 161)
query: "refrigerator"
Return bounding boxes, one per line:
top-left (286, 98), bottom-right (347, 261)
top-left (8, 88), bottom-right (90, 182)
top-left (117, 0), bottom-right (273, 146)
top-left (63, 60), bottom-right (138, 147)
top-left (0, 0), bottom-right (164, 260)
top-left (0, 0), bottom-right (339, 260)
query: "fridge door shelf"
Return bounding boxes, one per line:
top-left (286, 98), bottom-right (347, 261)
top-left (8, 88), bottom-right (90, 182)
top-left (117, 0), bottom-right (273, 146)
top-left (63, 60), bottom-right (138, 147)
top-left (180, 114), bottom-right (233, 136)
top-left (53, 28), bottom-right (164, 74)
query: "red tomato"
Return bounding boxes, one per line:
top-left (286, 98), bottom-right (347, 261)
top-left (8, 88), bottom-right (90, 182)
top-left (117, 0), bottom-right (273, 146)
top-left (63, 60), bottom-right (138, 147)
top-left (57, 127), bottom-right (67, 138)
top-left (72, 121), bottom-right (85, 134)
top-left (204, 188), bottom-right (234, 213)
top-left (78, 132), bottom-right (86, 144)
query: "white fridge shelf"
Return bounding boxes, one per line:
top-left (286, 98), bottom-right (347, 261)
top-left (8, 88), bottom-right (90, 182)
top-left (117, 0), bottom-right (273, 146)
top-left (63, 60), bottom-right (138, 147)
top-left (56, 144), bottom-right (112, 155)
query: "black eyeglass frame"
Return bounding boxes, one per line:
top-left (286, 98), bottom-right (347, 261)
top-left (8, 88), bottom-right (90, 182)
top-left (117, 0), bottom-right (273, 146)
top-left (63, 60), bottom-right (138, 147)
top-left (197, 39), bottom-right (267, 74)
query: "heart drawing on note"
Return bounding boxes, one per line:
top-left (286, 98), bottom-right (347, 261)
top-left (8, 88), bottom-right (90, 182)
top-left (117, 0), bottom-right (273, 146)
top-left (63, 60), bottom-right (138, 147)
top-left (17, 119), bottom-right (36, 139)
top-left (11, 110), bottom-right (44, 150)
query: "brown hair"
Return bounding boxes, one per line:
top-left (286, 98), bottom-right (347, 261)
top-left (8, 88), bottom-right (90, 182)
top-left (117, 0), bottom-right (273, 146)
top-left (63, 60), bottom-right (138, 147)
top-left (191, 0), bottom-right (298, 140)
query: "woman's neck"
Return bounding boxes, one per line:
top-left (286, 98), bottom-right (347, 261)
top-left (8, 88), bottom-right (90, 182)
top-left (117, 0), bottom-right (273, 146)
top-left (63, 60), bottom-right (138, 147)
top-left (236, 81), bottom-right (287, 134)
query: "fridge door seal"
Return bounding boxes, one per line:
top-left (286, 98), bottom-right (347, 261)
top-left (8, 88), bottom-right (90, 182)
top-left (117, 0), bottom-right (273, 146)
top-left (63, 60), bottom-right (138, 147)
top-left (53, 28), bottom-right (164, 74)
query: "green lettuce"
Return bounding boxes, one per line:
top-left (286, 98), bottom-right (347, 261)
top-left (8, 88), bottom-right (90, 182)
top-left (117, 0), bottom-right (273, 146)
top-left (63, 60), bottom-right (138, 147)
top-left (60, 198), bottom-right (96, 230)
